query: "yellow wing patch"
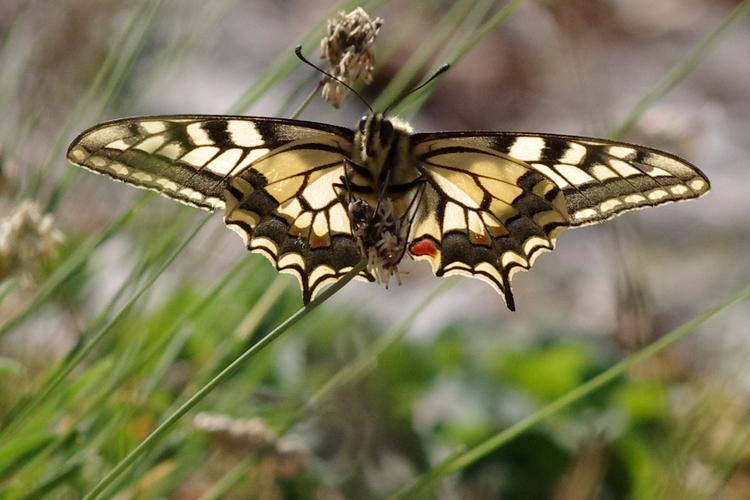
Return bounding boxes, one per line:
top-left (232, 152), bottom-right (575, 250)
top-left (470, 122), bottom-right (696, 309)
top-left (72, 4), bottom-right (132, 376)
top-left (68, 115), bottom-right (373, 303)
top-left (411, 132), bottom-right (709, 310)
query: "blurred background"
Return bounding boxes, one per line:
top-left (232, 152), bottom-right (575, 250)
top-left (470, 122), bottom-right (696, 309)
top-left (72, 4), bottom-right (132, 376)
top-left (1, 0), bottom-right (749, 498)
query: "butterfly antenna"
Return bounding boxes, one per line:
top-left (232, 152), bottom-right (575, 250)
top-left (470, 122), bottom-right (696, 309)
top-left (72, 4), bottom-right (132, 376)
top-left (295, 45), bottom-right (373, 113)
top-left (383, 64), bottom-right (450, 115)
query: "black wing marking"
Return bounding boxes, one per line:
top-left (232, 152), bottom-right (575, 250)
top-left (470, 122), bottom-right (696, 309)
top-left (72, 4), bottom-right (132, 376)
top-left (410, 132), bottom-right (709, 310)
top-left (68, 115), bottom-right (373, 303)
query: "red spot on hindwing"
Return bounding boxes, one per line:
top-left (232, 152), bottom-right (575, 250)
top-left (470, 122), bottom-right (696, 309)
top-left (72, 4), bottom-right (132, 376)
top-left (409, 238), bottom-right (439, 257)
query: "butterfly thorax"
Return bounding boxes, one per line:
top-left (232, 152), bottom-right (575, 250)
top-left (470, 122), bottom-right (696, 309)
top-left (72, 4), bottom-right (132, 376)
top-left (348, 113), bottom-right (417, 285)
top-left (352, 113), bottom-right (413, 186)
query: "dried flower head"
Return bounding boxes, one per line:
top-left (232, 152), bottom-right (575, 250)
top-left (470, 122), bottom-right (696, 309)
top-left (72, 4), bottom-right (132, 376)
top-left (274, 437), bottom-right (308, 478)
top-left (194, 412), bottom-right (276, 454)
top-left (193, 412), bottom-right (310, 486)
top-left (0, 200), bottom-right (64, 286)
top-left (320, 7), bottom-right (383, 107)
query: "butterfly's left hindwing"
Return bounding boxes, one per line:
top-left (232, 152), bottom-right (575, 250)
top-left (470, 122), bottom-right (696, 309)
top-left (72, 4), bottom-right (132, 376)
top-left (409, 137), bottom-right (569, 310)
top-left (410, 132), bottom-right (710, 310)
top-left (67, 115), bottom-right (374, 303)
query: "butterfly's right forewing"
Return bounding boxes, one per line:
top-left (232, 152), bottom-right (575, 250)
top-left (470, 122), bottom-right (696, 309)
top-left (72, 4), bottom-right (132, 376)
top-left (68, 115), bottom-right (373, 302)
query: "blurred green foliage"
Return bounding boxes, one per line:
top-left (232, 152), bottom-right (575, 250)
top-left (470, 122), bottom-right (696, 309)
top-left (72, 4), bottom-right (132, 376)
top-left (1, 0), bottom-right (749, 498)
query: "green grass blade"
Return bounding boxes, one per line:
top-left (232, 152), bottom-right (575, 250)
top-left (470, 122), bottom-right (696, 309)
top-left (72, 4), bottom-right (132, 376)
top-left (303, 277), bottom-right (458, 413)
top-left (0, 214), bottom-right (212, 436)
top-left (139, 260), bottom-right (249, 398)
top-left (197, 456), bottom-right (255, 500)
top-left (373, 0), bottom-right (480, 112)
top-left (0, 277), bottom-right (16, 305)
top-left (399, 0), bottom-right (524, 116)
top-left (448, 0), bottom-right (525, 64)
top-left (0, 433), bottom-right (57, 482)
top-left (228, 0), bottom-right (384, 114)
top-left (83, 260), bottom-right (367, 500)
top-left (0, 193), bottom-right (150, 340)
top-left (17, 460), bottom-right (82, 500)
top-left (28, 0), bottom-right (164, 201)
top-left (610, 0), bottom-right (750, 139)
top-left (389, 284), bottom-right (750, 499)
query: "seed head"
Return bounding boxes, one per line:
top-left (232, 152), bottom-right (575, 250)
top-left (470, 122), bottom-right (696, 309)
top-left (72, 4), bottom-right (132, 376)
top-left (0, 200), bottom-right (64, 286)
top-left (320, 7), bottom-right (383, 107)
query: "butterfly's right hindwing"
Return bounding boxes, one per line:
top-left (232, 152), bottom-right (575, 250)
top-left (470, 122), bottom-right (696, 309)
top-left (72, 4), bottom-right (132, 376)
top-left (68, 115), bottom-right (373, 302)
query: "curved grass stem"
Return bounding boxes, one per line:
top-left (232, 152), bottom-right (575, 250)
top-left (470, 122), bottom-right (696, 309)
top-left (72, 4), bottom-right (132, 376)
top-left (389, 284), bottom-right (750, 499)
top-left (82, 260), bottom-right (367, 500)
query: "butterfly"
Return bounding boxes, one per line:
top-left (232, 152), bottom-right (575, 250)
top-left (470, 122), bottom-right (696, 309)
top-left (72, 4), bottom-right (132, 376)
top-left (66, 109), bottom-right (710, 310)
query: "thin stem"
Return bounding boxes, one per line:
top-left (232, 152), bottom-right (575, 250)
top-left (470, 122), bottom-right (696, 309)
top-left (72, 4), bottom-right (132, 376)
top-left (0, 215), bottom-right (212, 436)
top-left (389, 284), bottom-right (750, 499)
top-left (0, 193), bottom-right (150, 340)
top-left (448, 0), bottom-right (525, 65)
top-left (306, 278), bottom-right (456, 410)
top-left (29, 0), bottom-right (163, 201)
top-left (290, 81), bottom-right (323, 120)
top-left (82, 260), bottom-right (367, 500)
top-left (610, 0), bottom-right (750, 139)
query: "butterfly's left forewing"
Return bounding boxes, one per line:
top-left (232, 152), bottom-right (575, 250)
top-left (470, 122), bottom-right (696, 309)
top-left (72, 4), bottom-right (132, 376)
top-left (68, 115), bottom-right (374, 302)
top-left (410, 132), bottom-right (710, 310)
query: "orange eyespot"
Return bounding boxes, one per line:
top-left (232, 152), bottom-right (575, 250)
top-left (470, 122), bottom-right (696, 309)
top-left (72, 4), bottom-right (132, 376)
top-left (409, 238), bottom-right (438, 257)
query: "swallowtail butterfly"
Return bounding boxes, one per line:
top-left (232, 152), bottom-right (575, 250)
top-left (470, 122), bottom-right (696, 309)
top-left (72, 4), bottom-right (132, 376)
top-left (67, 109), bottom-right (709, 310)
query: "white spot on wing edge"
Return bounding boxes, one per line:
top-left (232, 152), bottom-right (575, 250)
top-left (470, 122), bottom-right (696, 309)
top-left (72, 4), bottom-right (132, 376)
top-left (140, 121), bottom-right (168, 134)
top-left (156, 178), bottom-right (179, 191)
top-left (251, 236), bottom-right (279, 256)
top-left (607, 146), bottom-right (636, 160)
top-left (670, 184), bottom-right (689, 196)
top-left (647, 189), bottom-right (668, 202)
top-left (599, 198), bottom-right (623, 213)
top-left (522, 235), bottom-right (550, 257)
top-left (225, 209), bottom-right (260, 228)
top-left (227, 121), bottom-right (265, 148)
top-left (508, 136), bottom-right (545, 162)
top-left (131, 172), bottom-right (153, 183)
top-left (186, 122), bottom-right (213, 146)
top-left (69, 147), bottom-right (87, 162)
top-left (689, 178), bottom-right (708, 192)
top-left (278, 253), bottom-right (306, 270)
top-left (573, 208), bottom-right (599, 221)
top-left (178, 187), bottom-right (205, 202)
top-left (310, 264), bottom-right (336, 285)
top-left (500, 251), bottom-right (527, 269)
top-left (559, 142), bottom-right (587, 165)
top-left (109, 163), bottom-right (130, 176)
top-left (624, 194), bottom-right (647, 204)
top-left (90, 156), bottom-right (107, 168)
